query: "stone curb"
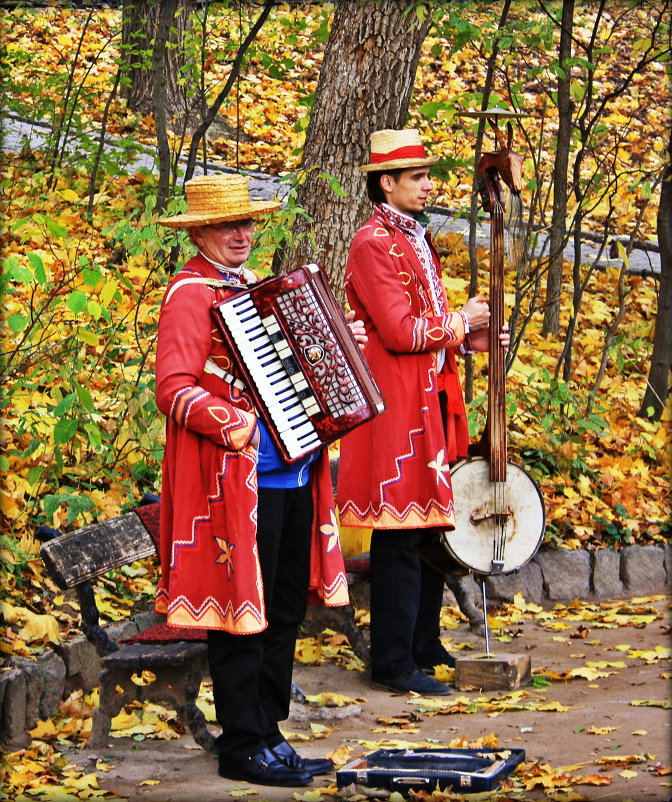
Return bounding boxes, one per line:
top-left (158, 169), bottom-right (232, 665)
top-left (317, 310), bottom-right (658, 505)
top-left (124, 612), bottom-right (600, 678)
top-left (1, 546), bottom-right (669, 751)
top-left (481, 542), bottom-right (671, 604)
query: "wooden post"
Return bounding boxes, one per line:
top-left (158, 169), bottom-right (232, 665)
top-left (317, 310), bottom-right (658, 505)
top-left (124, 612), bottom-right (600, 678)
top-left (455, 653), bottom-right (532, 692)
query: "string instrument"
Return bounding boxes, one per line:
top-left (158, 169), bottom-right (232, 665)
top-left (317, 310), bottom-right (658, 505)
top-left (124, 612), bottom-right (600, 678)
top-left (439, 118), bottom-right (545, 576)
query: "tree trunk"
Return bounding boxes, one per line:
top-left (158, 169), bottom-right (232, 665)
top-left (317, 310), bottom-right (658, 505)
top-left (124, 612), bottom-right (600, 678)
top-left (121, 0), bottom-right (197, 126)
top-left (639, 129), bottom-right (672, 420)
top-left (542, 0), bottom-right (574, 336)
top-left (153, 0), bottom-right (177, 215)
top-left (272, 0), bottom-right (432, 300)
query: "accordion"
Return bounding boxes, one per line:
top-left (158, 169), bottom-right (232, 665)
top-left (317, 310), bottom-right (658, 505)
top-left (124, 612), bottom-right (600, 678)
top-left (212, 264), bottom-right (385, 463)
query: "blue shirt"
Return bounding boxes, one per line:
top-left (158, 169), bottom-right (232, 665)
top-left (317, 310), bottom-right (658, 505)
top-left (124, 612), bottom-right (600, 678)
top-left (255, 418), bottom-right (317, 488)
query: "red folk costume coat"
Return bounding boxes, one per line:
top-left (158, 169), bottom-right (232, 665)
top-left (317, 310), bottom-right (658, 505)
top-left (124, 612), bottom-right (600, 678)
top-left (337, 208), bottom-right (470, 531)
top-left (155, 254), bottom-right (348, 634)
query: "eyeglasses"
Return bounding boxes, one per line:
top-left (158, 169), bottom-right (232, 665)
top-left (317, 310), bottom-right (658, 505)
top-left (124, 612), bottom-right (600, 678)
top-left (210, 219), bottom-right (256, 234)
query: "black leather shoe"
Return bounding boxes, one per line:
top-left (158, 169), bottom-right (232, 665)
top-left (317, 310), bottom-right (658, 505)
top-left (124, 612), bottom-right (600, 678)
top-left (271, 739), bottom-right (333, 776)
top-left (218, 747), bottom-right (313, 786)
top-left (371, 667), bottom-right (452, 695)
top-left (415, 648), bottom-right (456, 673)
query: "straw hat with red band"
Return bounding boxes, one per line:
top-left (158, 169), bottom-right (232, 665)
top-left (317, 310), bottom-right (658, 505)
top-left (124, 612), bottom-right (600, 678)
top-left (359, 129), bottom-right (439, 173)
top-left (158, 174), bottom-right (281, 229)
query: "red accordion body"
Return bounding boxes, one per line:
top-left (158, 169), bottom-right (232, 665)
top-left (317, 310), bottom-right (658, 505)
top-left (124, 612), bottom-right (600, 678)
top-left (212, 264), bottom-right (385, 463)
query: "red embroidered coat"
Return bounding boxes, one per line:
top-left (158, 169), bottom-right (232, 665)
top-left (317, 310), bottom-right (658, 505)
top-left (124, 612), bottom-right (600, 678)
top-left (337, 209), bottom-right (470, 531)
top-left (155, 254), bottom-right (349, 634)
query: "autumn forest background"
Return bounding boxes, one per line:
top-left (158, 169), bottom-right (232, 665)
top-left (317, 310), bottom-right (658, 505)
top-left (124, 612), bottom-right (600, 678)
top-left (1, 0), bottom-right (671, 646)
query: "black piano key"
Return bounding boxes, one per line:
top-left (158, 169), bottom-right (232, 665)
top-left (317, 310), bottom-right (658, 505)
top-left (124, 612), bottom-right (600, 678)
top-left (281, 355), bottom-right (300, 375)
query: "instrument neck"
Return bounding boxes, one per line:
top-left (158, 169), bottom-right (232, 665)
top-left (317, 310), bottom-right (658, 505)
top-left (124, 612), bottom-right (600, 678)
top-left (484, 171), bottom-right (507, 484)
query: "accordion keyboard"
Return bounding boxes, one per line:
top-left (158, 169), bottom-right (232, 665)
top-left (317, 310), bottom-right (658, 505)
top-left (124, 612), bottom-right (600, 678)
top-left (218, 294), bottom-right (323, 460)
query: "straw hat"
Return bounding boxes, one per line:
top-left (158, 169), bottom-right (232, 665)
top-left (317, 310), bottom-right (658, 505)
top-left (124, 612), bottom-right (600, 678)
top-left (359, 129), bottom-right (439, 173)
top-left (158, 174), bottom-right (281, 229)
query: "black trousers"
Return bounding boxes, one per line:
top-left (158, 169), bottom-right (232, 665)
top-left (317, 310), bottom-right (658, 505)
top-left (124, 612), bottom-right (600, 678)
top-left (207, 483), bottom-right (313, 761)
top-left (369, 527), bottom-right (446, 677)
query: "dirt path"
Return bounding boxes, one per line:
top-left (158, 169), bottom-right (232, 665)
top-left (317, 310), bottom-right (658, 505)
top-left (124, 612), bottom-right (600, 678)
top-left (64, 596), bottom-right (671, 802)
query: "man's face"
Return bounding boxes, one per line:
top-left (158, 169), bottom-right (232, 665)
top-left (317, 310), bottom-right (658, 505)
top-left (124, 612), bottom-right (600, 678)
top-left (381, 167), bottom-right (432, 215)
top-left (191, 219), bottom-right (255, 268)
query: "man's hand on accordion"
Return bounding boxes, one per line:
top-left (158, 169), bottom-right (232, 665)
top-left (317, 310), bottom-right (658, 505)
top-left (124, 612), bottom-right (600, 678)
top-left (345, 309), bottom-right (368, 350)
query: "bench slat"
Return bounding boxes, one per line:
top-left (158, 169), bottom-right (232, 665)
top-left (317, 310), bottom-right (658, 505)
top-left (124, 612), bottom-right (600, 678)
top-left (39, 512), bottom-right (156, 589)
top-left (101, 641), bottom-right (208, 669)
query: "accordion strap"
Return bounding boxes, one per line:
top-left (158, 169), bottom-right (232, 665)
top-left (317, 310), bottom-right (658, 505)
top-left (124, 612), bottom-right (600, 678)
top-left (203, 359), bottom-right (246, 392)
top-left (165, 276), bottom-right (249, 304)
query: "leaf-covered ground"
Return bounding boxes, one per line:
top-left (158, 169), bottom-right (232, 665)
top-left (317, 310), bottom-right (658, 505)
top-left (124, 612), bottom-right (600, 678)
top-left (0, 0), bottom-right (668, 601)
top-left (2, 594), bottom-right (670, 800)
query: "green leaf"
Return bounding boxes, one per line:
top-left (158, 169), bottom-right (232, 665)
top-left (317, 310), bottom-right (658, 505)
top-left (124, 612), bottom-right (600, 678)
top-left (43, 494), bottom-right (62, 521)
top-left (76, 384), bottom-right (94, 412)
top-left (53, 419), bottom-right (78, 444)
top-left (84, 422), bottom-right (102, 450)
top-left (44, 217), bottom-right (69, 240)
top-left (27, 253), bottom-right (46, 285)
top-left (9, 263), bottom-right (33, 284)
top-left (66, 290), bottom-right (88, 315)
top-left (418, 100), bottom-right (445, 120)
top-left (53, 394), bottom-right (76, 417)
top-left (82, 266), bottom-right (103, 288)
top-left (8, 313), bottom-right (28, 333)
top-left (87, 300), bottom-right (103, 320)
top-left (27, 466), bottom-right (43, 486)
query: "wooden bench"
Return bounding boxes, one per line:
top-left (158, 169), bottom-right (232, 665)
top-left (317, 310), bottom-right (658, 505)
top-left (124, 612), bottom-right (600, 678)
top-left (38, 500), bottom-right (216, 752)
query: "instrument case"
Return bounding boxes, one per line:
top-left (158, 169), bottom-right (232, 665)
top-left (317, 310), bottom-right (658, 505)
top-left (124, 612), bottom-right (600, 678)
top-left (336, 746), bottom-right (525, 795)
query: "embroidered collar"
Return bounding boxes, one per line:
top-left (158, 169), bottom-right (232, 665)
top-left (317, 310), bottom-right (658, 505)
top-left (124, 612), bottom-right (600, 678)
top-left (374, 205), bottom-right (445, 317)
top-left (198, 251), bottom-right (248, 283)
top-left (376, 203), bottom-right (426, 237)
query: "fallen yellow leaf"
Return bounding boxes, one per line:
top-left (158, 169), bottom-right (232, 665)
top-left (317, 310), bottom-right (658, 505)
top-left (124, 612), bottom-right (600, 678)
top-left (587, 724), bottom-right (617, 735)
top-left (305, 692), bottom-right (365, 707)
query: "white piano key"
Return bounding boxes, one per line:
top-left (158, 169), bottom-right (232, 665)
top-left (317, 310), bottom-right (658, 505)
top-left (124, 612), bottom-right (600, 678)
top-left (302, 399), bottom-right (320, 416)
top-left (290, 373), bottom-right (308, 388)
top-left (266, 394), bottom-right (303, 418)
top-left (270, 409), bottom-right (309, 434)
top-left (280, 423), bottom-right (319, 456)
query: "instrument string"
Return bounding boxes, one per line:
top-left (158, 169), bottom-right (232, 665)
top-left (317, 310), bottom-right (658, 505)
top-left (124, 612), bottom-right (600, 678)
top-left (490, 192), bottom-right (508, 570)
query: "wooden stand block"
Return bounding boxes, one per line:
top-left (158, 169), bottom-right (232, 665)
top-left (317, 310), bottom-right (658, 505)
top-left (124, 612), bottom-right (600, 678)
top-left (455, 653), bottom-right (532, 691)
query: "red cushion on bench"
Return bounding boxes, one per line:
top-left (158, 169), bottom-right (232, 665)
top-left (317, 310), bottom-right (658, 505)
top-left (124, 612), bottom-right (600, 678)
top-left (134, 503), bottom-right (161, 551)
top-left (124, 622), bottom-right (208, 645)
top-left (344, 553), bottom-right (370, 581)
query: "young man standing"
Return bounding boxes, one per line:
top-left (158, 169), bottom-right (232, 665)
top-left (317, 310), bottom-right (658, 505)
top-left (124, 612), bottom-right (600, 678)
top-left (338, 129), bottom-right (508, 695)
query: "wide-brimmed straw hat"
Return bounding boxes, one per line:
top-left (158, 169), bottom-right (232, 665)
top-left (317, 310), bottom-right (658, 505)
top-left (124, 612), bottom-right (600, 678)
top-left (158, 174), bottom-right (281, 229)
top-left (359, 129), bottom-right (439, 173)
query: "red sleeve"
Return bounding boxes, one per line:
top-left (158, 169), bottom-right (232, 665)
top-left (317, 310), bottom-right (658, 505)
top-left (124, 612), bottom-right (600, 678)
top-left (156, 280), bottom-right (256, 451)
top-left (346, 233), bottom-right (466, 354)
